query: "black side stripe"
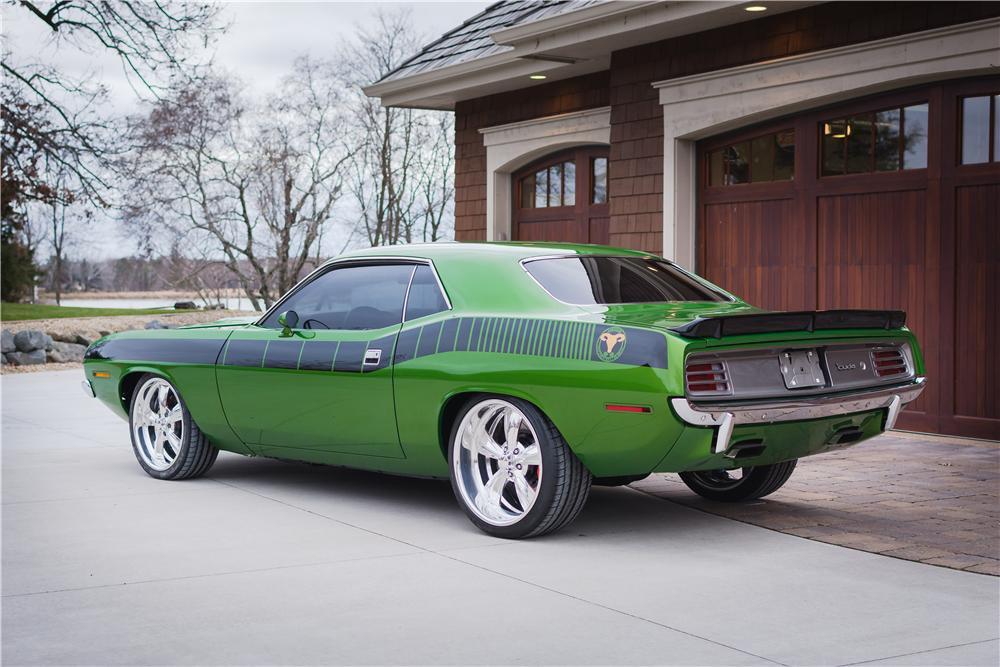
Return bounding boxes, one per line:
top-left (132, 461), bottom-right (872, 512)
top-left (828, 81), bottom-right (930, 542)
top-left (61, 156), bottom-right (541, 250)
top-left (84, 338), bottom-right (226, 364)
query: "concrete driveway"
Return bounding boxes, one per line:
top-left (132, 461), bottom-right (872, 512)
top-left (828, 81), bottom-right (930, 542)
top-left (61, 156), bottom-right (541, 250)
top-left (3, 370), bottom-right (998, 666)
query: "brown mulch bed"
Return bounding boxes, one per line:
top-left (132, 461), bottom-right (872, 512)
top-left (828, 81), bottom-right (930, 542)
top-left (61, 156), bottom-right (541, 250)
top-left (632, 431), bottom-right (1000, 575)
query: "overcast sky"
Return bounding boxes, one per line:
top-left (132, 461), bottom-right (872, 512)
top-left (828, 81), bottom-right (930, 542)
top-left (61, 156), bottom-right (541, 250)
top-left (4, 1), bottom-right (489, 259)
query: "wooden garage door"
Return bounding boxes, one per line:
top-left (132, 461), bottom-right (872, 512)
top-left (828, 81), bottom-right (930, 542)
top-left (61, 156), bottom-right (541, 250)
top-left (698, 78), bottom-right (1000, 439)
top-left (512, 146), bottom-right (610, 245)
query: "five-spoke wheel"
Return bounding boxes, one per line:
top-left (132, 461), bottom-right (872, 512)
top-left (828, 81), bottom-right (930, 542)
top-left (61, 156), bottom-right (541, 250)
top-left (449, 396), bottom-right (591, 538)
top-left (128, 374), bottom-right (219, 480)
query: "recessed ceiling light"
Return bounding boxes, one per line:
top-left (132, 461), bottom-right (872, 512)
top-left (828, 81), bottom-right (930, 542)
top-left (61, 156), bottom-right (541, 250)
top-left (529, 74), bottom-right (547, 80)
top-left (745, 5), bottom-right (767, 11)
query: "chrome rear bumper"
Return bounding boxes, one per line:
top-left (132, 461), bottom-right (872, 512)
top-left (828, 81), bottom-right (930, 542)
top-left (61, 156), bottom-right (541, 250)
top-left (670, 377), bottom-right (926, 454)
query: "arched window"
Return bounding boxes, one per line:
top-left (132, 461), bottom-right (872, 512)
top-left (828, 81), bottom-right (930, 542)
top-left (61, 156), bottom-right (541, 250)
top-left (512, 146), bottom-right (609, 244)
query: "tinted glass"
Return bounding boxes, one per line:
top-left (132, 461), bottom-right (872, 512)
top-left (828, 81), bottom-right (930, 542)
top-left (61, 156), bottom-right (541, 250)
top-left (961, 96), bottom-right (990, 165)
top-left (822, 120), bottom-right (847, 175)
top-left (724, 142), bottom-right (750, 184)
top-left (525, 257), bottom-right (728, 304)
top-left (902, 103), bottom-right (928, 169)
top-left (708, 149), bottom-right (724, 186)
top-left (404, 265), bottom-right (448, 321)
top-left (262, 264), bottom-right (413, 330)
top-left (773, 130), bottom-right (795, 180)
top-left (520, 174), bottom-right (534, 208)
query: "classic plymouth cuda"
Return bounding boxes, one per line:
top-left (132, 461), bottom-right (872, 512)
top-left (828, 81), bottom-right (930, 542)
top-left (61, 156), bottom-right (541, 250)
top-left (83, 243), bottom-right (925, 538)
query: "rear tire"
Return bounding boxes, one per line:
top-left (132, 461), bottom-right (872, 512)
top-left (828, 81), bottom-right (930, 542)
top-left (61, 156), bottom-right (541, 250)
top-left (678, 460), bottom-right (797, 502)
top-left (128, 374), bottom-right (219, 480)
top-left (448, 395), bottom-right (591, 538)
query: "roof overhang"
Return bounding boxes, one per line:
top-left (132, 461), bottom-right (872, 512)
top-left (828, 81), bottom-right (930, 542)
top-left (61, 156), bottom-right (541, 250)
top-left (364, 1), bottom-right (822, 110)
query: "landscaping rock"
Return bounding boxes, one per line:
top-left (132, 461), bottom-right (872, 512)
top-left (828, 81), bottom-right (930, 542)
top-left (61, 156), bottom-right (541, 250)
top-left (174, 301), bottom-right (197, 310)
top-left (50, 341), bottom-right (86, 362)
top-left (50, 331), bottom-right (97, 347)
top-left (1, 330), bottom-right (14, 353)
top-left (13, 330), bottom-right (52, 352)
top-left (6, 349), bottom-right (46, 365)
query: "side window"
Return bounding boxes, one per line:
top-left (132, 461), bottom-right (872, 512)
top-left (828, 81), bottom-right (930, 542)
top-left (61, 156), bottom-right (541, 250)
top-left (404, 265), bottom-right (449, 321)
top-left (262, 264), bottom-right (415, 330)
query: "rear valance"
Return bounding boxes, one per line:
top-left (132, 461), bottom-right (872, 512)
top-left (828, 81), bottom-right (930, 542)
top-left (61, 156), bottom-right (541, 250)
top-left (670, 310), bottom-right (906, 339)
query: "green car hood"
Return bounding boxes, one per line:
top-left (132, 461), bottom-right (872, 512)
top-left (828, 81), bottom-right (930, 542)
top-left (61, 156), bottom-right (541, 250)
top-left (179, 316), bottom-right (257, 330)
top-left (582, 301), bottom-right (760, 331)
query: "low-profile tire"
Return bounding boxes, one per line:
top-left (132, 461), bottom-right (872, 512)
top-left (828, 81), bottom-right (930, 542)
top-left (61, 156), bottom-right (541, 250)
top-left (592, 474), bottom-right (649, 487)
top-left (128, 373), bottom-right (219, 480)
top-left (678, 460), bottom-right (797, 502)
top-left (448, 395), bottom-right (591, 539)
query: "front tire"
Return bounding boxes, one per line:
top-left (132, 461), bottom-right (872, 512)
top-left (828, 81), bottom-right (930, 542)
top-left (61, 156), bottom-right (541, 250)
top-left (129, 374), bottom-right (219, 480)
top-left (448, 395), bottom-right (591, 538)
top-left (678, 460), bottom-right (797, 502)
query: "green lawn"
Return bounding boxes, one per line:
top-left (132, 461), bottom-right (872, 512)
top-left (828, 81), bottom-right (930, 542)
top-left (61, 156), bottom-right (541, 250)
top-left (0, 302), bottom-right (172, 321)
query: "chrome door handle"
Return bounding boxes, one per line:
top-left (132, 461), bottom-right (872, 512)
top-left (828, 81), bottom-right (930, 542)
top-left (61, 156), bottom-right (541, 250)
top-left (364, 349), bottom-right (382, 366)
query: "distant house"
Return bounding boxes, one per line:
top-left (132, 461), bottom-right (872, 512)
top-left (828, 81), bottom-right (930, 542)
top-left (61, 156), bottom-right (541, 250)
top-left (365, 1), bottom-right (1000, 439)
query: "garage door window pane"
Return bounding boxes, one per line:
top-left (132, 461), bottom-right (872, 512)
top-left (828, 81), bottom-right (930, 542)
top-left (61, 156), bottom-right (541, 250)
top-left (822, 120), bottom-right (847, 175)
top-left (535, 168), bottom-right (548, 207)
top-left (874, 109), bottom-right (900, 171)
top-left (773, 130), bottom-right (795, 180)
top-left (520, 174), bottom-right (535, 208)
top-left (563, 161), bottom-right (576, 206)
top-left (961, 96), bottom-right (990, 165)
top-left (725, 142), bottom-right (750, 184)
top-left (846, 115), bottom-right (873, 174)
top-left (902, 104), bottom-right (928, 169)
top-left (751, 136), bottom-right (775, 182)
top-left (995, 95), bottom-right (1000, 162)
top-left (592, 157), bottom-right (607, 204)
top-left (548, 164), bottom-right (563, 207)
top-left (709, 149), bottom-right (724, 186)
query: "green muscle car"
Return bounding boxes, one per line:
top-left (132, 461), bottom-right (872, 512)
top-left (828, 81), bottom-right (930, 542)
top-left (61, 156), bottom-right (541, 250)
top-left (82, 243), bottom-right (926, 538)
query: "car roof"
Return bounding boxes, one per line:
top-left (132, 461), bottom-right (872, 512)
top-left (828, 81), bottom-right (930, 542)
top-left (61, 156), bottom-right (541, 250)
top-left (333, 241), bottom-right (656, 264)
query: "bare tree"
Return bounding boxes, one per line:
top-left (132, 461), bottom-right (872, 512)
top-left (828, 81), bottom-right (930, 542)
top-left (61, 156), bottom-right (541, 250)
top-left (2, 1), bottom-right (225, 208)
top-left (343, 10), bottom-right (455, 247)
top-left (125, 60), bottom-right (351, 311)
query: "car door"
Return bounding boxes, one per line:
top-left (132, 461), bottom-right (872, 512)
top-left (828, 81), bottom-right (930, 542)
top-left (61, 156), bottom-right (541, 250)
top-left (216, 261), bottom-right (416, 458)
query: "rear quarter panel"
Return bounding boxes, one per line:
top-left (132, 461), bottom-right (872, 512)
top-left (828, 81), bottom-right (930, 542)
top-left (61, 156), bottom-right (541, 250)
top-left (392, 313), bottom-right (685, 478)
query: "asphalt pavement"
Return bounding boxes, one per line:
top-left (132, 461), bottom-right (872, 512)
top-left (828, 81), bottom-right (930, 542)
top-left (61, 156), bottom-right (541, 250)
top-left (2, 370), bottom-right (998, 666)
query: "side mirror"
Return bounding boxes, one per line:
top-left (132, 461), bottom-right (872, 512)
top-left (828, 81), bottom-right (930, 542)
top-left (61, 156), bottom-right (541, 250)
top-left (278, 310), bottom-right (298, 336)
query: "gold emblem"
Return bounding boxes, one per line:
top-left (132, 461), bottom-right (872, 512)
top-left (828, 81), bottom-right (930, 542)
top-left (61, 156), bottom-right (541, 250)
top-left (596, 327), bottom-right (627, 362)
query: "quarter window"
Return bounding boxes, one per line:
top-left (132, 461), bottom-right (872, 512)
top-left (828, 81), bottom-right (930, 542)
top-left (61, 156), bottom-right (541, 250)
top-left (261, 264), bottom-right (414, 331)
top-left (404, 265), bottom-right (449, 321)
top-left (708, 130), bottom-right (794, 186)
top-left (821, 103), bottom-right (928, 176)
top-left (960, 94), bottom-right (999, 164)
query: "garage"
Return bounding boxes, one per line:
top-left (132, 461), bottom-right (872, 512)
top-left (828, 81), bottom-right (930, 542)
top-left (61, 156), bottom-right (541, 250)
top-left (697, 77), bottom-right (999, 438)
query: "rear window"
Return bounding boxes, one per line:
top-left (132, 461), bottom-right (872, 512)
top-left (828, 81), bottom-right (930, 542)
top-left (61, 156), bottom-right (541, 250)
top-left (524, 256), bottom-right (729, 304)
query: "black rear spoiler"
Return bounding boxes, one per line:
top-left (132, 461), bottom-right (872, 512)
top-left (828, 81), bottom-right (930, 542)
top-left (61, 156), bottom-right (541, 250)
top-left (670, 309), bottom-right (907, 339)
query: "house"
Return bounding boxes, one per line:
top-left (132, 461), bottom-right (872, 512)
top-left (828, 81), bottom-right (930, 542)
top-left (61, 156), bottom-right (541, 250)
top-left (365, 1), bottom-right (1000, 439)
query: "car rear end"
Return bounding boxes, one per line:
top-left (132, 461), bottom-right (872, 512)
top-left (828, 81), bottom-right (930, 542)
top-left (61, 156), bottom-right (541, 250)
top-left (655, 310), bottom-right (925, 473)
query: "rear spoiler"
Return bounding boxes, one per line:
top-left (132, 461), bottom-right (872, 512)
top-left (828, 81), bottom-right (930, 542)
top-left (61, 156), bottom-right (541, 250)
top-left (670, 309), bottom-right (906, 339)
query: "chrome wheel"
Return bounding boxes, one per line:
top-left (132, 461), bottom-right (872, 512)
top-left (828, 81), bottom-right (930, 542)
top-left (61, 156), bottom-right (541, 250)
top-left (131, 377), bottom-right (185, 472)
top-left (452, 398), bottom-right (542, 527)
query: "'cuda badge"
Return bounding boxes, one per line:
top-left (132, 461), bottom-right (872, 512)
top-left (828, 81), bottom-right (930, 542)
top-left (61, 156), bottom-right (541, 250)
top-left (597, 327), bottom-right (627, 362)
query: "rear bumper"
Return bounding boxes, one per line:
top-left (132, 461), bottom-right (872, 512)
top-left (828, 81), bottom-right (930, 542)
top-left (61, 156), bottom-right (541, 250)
top-left (670, 377), bottom-right (926, 454)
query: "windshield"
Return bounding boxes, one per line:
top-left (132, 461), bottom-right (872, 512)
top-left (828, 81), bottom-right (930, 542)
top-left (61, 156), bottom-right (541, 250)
top-left (524, 256), bottom-right (730, 305)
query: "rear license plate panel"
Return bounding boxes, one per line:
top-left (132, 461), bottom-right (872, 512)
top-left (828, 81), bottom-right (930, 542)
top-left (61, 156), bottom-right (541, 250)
top-left (779, 349), bottom-right (826, 389)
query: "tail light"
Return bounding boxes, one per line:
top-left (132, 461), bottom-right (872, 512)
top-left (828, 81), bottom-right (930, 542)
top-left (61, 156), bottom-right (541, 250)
top-left (685, 360), bottom-right (732, 396)
top-left (871, 347), bottom-right (907, 378)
